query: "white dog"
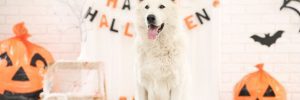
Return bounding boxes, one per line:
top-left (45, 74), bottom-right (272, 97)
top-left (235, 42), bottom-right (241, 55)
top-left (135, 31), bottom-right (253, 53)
top-left (134, 0), bottom-right (187, 100)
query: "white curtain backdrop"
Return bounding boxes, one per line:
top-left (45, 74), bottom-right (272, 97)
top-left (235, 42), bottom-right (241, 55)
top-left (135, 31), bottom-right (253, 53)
top-left (78, 0), bottom-right (220, 99)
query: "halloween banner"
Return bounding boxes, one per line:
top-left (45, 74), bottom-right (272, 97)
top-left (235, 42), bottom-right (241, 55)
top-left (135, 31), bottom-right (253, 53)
top-left (81, 0), bottom-right (213, 37)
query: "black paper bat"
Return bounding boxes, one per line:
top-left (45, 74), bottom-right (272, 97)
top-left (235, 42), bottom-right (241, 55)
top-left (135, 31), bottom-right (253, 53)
top-left (251, 30), bottom-right (284, 47)
top-left (280, 0), bottom-right (300, 16)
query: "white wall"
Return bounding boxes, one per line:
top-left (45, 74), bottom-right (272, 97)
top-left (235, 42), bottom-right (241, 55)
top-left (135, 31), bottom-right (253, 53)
top-left (0, 0), bottom-right (82, 60)
top-left (2, 0), bottom-right (299, 100)
top-left (219, 0), bottom-right (300, 99)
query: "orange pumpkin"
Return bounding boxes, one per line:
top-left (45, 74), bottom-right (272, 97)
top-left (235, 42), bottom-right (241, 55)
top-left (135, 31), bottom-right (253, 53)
top-left (233, 63), bottom-right (286, 100)
top-left (0, 22), bottom-right (54, 99)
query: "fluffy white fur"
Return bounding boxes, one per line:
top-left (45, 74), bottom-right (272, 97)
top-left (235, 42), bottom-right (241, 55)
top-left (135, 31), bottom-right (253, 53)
top-left (134, 0), bottom-right (187, 100)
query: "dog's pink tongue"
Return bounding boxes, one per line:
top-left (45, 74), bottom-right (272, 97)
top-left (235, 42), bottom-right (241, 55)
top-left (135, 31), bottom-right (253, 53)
top-left (148, 27), bottom-right (159, 40)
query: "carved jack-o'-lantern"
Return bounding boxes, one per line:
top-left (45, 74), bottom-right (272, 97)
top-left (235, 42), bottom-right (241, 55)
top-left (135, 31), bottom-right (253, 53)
top-left (0, 22), bottom-right (54, 99)
top-left (234, 64), bottom-right (286, 100)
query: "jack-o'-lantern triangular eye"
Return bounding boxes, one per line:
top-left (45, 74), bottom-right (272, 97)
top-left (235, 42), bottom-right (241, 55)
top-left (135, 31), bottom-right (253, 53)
top-left (30, 53), bottom-right (47, 68)
top-left (0, 52), bottom-right (13, 66)
top-left (239, 85), bottom-right (250, 96)
top-left (263, 85), bottom-right (276, 97)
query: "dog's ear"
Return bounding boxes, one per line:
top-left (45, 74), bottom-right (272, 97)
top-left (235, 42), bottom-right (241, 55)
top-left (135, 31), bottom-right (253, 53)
top-left (139, 0), bottom-right (143, 2)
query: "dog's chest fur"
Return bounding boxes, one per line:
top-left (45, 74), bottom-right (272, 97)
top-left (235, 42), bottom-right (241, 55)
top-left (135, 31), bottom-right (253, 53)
top-left (136, 36), bottom-right (184, 89)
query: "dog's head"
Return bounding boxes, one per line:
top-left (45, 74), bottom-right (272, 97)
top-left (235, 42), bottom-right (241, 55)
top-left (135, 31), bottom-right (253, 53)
top-left (135, 0), bottom-right (178, 40)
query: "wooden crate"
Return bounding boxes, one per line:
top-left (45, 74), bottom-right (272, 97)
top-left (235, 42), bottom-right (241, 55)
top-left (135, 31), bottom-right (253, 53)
top-left (41, 61), bottom-right (106, 100)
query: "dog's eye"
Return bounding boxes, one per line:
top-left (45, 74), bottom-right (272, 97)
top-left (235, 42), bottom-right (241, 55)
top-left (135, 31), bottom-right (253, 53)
top-left (159, 5), bottom-right (165, 9)
top-left (145, 5), bottom-right (149, 9)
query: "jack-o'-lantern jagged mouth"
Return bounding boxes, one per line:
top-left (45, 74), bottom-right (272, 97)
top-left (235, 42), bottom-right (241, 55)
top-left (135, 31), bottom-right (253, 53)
top-left (0, 89), bottom-right (43, 99)
top-left (147, 23), bottom-right (164, 40)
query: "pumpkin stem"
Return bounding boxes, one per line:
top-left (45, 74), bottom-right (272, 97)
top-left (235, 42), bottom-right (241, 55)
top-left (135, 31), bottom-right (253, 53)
top-left (13, 22), bottom-right (31, 39)
top-left (256, 63), bottom-right (264, 71)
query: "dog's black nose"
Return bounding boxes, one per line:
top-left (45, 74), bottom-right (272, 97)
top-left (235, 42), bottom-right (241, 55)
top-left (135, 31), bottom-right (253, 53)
top-left (147, 14), bottom-right (156, 24)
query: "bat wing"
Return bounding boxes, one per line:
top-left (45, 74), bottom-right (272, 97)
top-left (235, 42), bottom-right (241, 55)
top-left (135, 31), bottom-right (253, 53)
top-left (281, 0), bottom-right (300, 16)
top-left (251, 35), bottom-right (265, 43)
top-left (272, 30), bottom-right (284, 39)
top-left (268, 30), bottom-right (284, 46)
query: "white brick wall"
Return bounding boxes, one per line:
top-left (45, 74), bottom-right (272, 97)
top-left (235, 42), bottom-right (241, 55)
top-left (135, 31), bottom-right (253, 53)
top-left (1, 0), bottom-right (299, 99)
top-left (220, 0), bottom-right (300, 99)
top-left (0, 0), bottom-right (81, 60)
